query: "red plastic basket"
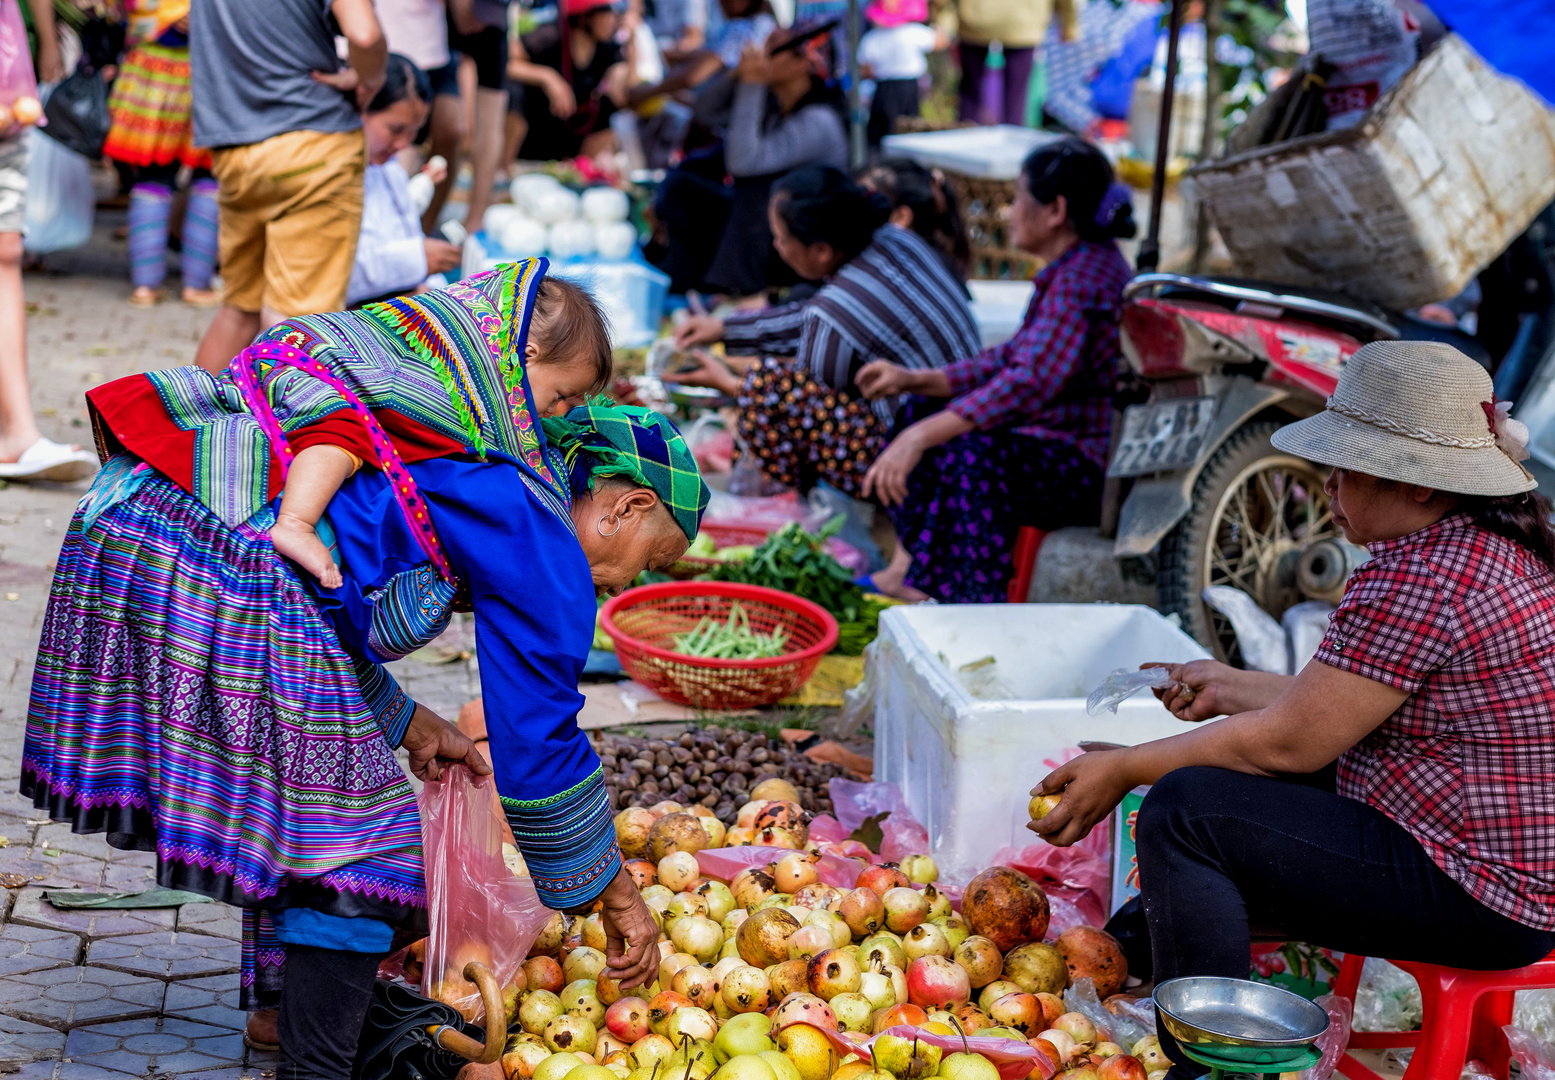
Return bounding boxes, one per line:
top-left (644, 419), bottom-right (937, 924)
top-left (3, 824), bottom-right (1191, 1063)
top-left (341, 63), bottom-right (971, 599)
top-left (600, 582), bottom-right (839, 710)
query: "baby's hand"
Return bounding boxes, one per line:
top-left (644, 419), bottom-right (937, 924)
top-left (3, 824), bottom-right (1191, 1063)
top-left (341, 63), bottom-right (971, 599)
top-left (422, 155), bottom-right (449, 185)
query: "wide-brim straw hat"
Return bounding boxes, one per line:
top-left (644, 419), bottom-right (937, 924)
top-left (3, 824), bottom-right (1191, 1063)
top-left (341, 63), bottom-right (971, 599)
top-left (1270, 340), bottom-right (1537, 497)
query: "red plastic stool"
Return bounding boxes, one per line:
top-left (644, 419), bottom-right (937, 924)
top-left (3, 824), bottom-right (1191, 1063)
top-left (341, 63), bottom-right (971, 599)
top-left (1333, 949), bottom-right (1555, 1080)
top-left (1007, 527), bottom-right (1047, 603)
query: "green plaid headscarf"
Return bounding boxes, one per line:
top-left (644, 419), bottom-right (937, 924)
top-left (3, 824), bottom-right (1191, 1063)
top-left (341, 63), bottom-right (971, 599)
top-left (543, 403), bottom-right (711, 541)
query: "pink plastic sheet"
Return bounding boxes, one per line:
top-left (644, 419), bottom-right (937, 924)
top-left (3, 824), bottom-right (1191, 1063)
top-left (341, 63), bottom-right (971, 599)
top-left (815, 1025), bottom-right (1054, 1080)
top-left (828, 779), bottom-right (930, 863)
top-left (420, 764), bottom-right (553, 1022)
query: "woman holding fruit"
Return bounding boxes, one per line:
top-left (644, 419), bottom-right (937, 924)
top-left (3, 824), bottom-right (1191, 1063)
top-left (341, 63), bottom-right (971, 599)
top-left (20, 262), bottom-right (699, 1080)
top-left (1031, 341), bottom-right (1555, 1077)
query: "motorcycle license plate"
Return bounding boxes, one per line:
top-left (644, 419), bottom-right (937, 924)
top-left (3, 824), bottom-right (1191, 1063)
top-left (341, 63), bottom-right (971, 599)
top-left (1108, 397), bottom-right (1219, 477)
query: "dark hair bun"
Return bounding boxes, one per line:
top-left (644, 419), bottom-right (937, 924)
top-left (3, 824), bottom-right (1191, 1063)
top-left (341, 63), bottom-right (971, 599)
top-left (772, 165), bottom-right (892, 262)
top-left (368, 54), bottom-right (431, 115)
top-left (1020, 137), bottom-right (1136, 242)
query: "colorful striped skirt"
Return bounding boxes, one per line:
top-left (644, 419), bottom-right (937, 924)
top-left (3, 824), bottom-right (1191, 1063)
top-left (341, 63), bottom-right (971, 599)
top-left (103, 43), bottom-right (211, 170)
top-left (21, 469), bottom-right (425, 1007)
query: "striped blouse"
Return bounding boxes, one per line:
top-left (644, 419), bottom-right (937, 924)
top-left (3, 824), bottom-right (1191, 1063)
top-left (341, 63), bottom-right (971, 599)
top-left (721, 226), bottom-right (983, 422)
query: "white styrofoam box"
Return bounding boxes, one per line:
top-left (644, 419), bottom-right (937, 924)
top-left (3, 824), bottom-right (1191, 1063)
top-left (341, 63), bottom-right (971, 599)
top-left (550, 258), bottom-right (670, 349)
top-left (872, 604), bottom-right (1209, 885)
top-left (967, 279), bottom-right (1035, 348)
top-left (880, 126), bottom-right (1064, 180)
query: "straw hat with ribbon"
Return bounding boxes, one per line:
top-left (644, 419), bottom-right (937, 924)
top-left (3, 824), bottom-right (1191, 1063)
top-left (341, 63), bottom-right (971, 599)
top-left (1270, 340), bottom-right (1536, 497)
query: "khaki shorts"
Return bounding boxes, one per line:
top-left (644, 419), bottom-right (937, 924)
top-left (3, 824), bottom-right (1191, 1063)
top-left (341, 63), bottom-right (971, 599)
top-left (210, 128), bottom-right (366, 316)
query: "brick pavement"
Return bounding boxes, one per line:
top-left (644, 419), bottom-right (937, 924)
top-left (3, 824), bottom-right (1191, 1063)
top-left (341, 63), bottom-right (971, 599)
top-left (0, 227), bottom-right (482, 1079)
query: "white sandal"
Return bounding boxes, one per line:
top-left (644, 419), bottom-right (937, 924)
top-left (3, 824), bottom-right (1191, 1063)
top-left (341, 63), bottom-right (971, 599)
top-left (0, 438), bottom-right (99, 482)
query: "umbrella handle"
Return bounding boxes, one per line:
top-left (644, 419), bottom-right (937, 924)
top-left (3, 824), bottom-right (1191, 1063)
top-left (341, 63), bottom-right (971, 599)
top-left (427, 962), bottom-right (506, 1065)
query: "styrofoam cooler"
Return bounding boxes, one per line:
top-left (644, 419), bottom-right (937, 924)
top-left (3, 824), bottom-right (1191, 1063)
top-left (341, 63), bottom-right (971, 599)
top-left (871, 604), bottom-right (1210, 885)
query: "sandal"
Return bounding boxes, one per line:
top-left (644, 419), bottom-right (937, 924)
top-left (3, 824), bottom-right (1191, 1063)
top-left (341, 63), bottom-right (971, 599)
top-left (0, 438), bottom-right (98, 483)
top-left (129, 287), bottom-right (163, 308)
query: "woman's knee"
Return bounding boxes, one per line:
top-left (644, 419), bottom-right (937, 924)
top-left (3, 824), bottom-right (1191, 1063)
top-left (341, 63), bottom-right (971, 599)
top-left (1135, 765), bottom-right (1233, 847)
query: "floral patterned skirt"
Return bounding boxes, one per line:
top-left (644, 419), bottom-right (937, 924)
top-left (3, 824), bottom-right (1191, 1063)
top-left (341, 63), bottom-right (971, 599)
top-left (734, 356), bottom-right (888, 497)
top-left (886, 398), bottom-right (1103, 603)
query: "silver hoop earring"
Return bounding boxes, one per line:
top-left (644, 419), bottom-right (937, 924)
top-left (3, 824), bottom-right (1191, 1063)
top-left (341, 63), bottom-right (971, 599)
top-left (598, 514), bottom-right (621, 537)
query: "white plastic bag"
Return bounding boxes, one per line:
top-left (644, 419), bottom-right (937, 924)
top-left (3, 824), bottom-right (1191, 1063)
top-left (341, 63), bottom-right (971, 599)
top-left (1202, 585), bottom-right (1291, 674)
top-left (1516, 989), bottom-right (1555, 1044)
top-left (1283, 600), bottom-right (1336, 672)
top-left (1086, 666), bottom-right (1172, 715)
top-left (23, 125), bottom-right (93, 253)
top-left (1353, 957), bottom-right (1422, 1032)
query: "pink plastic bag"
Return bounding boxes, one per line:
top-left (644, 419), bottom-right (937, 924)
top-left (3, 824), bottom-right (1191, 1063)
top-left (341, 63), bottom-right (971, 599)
top-left (991, 842), bottom-right (1111, 930)
top-left (420, 764), bottom-right (553, 1023)
top-left (0, 0), bottom-right (36, 110)
top-left (828, 779), bottom-right (931, 863)
top-left (1296, 995), bottom-right (1353, 1080)
top-left (815, 1025), bottom-right (1055, 1080)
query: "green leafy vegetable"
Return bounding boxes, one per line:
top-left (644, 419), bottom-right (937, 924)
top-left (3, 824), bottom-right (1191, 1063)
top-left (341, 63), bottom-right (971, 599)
top-left (705, 521), bottom-right (884, 655)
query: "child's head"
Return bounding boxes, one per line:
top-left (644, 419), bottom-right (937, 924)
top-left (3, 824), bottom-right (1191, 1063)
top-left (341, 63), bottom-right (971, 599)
top-left (525, 276), bottom-right (614, 417)
top-left (364, 55), bottom-right (431, 166)
top-left (858, 158), bottom-right (971, 281)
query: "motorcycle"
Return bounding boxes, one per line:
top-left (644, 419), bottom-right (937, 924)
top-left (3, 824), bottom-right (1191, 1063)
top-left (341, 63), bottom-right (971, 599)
top-left (1107, 273), bottom-right (1490, 662)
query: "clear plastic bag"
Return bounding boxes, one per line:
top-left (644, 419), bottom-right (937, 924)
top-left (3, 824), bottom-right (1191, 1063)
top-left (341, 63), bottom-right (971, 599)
top-left (1504, 1024), bottom-right (1555, 1080)
top-left (1086, 666), bottom-right (1172, 715)
top-left (420, 763), bottom-right (554, 1024)
top-left (1202, 585), bottom-right (1291, 674)
top-left (1296, 994), bottom-right (1353, 1080)
top-left (1516, 989), bottom-right (1555, 1044)
top-left (23, 125), bottom-right (94, 254)
top-left (1064, 978), bottom-right (1151, 1049)
top-left (1352, 957), bottom-right (1423, 1032)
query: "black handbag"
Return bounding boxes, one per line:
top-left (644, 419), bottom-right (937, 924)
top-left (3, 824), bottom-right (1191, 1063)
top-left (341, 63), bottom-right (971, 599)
top-left (41, 66), bottom-right (110, 158)
top-left (353, 964), bottom-right (506, 1080)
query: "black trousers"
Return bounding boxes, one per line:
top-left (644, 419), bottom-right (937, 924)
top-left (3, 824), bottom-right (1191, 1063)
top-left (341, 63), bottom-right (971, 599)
top-left (1136, 767), bottom-right (1555, 1078)
top-left (276, 945), bottom-right (386, 1080)
top-left (868, 78), bottom-right (920, 146)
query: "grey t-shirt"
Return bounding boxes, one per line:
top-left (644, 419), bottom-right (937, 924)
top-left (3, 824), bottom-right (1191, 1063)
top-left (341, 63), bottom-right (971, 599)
top-left (191, 0), bottom-right (361, 149)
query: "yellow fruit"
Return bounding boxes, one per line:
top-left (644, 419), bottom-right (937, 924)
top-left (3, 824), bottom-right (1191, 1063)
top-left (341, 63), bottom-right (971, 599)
top-left (1028, 795), bottom-right (1061, 821)
top-left (831, 1062), bottom-right (872, 1080)
top-left (778, 1023), bottom-right (838, 1080)
top-left (920, 1022), bottom-right (955, 1037)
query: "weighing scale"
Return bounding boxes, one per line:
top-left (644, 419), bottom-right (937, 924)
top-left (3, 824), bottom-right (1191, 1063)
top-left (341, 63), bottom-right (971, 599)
top-left (1154, 976), bottom-right (1331, 1080)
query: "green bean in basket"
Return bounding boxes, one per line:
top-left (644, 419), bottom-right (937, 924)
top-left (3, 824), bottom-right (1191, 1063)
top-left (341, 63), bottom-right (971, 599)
top-left (671, 602), bottom-right (790, 659)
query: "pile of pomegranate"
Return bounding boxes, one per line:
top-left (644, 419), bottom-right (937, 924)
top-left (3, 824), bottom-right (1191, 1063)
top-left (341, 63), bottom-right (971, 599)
top-left (424, 787), bottom-right (1174, 1080)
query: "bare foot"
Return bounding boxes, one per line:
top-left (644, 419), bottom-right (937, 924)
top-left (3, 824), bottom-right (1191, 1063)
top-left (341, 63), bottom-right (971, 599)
top-left (868, 545), bottom-right (929, 603)
top-left (182, 286), bottom-right (223, 308)
top-left (271, 513), bottom-right (343, 589)
top-left (129, 286), bottom-right (163, 308)
top-left (245, 1008), bottom-right (279, 1049)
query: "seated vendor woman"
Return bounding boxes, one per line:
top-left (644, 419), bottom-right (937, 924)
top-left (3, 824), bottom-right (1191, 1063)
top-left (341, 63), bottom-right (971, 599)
top-left (1031, 341), bottom-right (1555, 1079)
top-left (508, 0), bottom-right (630, 161)
top-left (23, 261), bottom-right (709, 1080)
top-left (667, 164), bottom-right (980, 497)
top-left (854, 137), bottom-right (1135, 603)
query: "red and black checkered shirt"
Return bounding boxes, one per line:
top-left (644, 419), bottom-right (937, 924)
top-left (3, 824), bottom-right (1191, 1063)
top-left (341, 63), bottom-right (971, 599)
top-left (1318, 513), bottom-right (1555, 929)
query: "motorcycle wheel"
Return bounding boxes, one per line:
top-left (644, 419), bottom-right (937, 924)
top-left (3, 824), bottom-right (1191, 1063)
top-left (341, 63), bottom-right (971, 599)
top-left (1157, 421), bottom-right (1341, 665)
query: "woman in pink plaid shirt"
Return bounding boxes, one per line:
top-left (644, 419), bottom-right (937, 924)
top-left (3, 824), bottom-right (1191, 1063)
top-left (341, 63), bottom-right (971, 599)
top-left (1034, 341), bottom-right (1555, 1077)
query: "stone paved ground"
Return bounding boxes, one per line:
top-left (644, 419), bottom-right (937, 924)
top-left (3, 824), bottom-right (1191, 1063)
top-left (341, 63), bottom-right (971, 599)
top-left (0, 215), bottom-right (481, 1079)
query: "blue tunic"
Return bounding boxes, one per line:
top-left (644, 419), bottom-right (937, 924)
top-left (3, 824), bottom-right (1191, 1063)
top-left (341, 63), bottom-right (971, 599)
top-left (318, 450), bottom-right (620, 909)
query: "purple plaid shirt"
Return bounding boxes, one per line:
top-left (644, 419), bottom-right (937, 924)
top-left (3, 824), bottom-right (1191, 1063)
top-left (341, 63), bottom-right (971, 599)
top-left (942, 240), bottom-right (1132, 468)
top-left (1321, 513), bottom-right (1555, 929)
